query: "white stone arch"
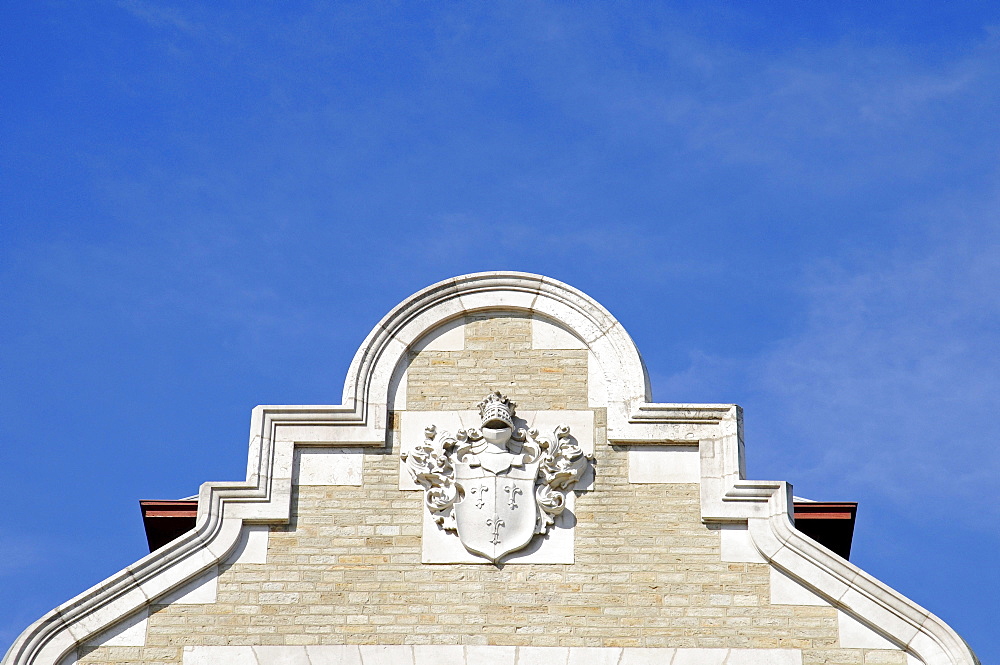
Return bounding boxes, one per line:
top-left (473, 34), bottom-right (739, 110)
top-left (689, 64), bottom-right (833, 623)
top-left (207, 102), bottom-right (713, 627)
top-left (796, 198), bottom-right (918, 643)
top-left (327, 271), bottom-right (731, 446)
top-left (338, 271), bottom-right (652, 442)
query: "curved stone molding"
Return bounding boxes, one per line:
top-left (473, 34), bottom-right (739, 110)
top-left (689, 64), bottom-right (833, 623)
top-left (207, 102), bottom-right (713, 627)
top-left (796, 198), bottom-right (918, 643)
top-left (697, 406), bottom-right (979, 665)
top-left (1, 405), bottom-right (352, 665)
top-left (749, 499), bottom-right (979, 665)
top-left (339, 272), bottom-right (655, 444)
top-left (2, 272), bottom-right (980, 665)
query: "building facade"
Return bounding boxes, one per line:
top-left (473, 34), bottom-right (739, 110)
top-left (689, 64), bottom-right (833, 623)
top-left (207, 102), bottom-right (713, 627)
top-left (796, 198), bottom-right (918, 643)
top-left (3, 273), bottom-right (980, 665)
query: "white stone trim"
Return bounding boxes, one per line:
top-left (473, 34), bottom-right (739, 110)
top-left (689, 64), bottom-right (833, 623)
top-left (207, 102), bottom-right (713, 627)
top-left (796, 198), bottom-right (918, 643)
top-left (155, 567), bottom-right (218, 605)
top-left (411, 317), bottom-right (466, 352)
top-left (81, 609), bottom-right (147, 648)
top-left (531, 314), bottom-right (587, 349)
top-left (2, 272), bottom-right (979, 665)
top-left (628, 445), bottom-right (700, 483)
top-left (223, 525), bottom-right (269, 565)
top-left (180, 646), bottom-right (803, 665)
top-left (696, 405), bottom-right (976, 664)
top-left (769, 567), bottom-right (828, 606)
top-left (335, 272), bottom-right (658, 445)
top-left (719, 523), bottom-right (766, 564)
top-left (587, 349), bottom-right (607, 407)
top-left (839, 609), bottom-right (900, 649)
top-left (293, 448), bottom-right (364, 486)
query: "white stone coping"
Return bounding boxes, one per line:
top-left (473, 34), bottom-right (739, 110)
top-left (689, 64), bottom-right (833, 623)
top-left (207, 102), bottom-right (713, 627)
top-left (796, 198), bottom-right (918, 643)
top-left (1, 272), bottom-right (979, 665)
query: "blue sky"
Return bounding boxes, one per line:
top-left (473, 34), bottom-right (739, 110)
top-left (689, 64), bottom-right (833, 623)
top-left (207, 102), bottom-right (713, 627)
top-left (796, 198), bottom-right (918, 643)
top-left (2, 1), bottom-right (998, 660)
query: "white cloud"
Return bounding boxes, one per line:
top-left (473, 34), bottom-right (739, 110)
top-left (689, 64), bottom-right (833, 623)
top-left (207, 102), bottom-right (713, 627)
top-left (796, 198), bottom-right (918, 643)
top-left (753, 203), bottom-right (1000, 523)
top-left (116, 0), bottom-right (202, 34)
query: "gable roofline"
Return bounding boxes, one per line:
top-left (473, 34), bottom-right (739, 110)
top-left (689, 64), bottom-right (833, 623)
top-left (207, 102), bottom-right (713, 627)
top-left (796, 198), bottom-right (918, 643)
top-left (3, 272), bottom-right (979, 665)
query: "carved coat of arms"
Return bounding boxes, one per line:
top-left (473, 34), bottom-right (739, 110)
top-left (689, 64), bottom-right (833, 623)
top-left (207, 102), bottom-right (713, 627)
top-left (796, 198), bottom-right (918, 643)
top-left (402, 391), bottom-right (591, 562)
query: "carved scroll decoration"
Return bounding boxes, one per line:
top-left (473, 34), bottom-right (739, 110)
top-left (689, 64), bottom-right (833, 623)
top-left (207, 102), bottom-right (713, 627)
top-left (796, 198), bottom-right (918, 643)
top-left (401, 392), bottom-right (592, 562)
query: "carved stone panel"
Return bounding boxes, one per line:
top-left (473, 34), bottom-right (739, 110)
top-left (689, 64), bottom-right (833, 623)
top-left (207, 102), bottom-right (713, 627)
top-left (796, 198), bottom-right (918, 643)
top-left (402, 391), bottom-right (593, 564)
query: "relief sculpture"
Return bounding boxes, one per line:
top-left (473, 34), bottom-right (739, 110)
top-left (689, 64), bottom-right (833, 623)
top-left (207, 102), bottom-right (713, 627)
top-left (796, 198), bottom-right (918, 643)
top-left (402, 391), bottom-right (591, 562)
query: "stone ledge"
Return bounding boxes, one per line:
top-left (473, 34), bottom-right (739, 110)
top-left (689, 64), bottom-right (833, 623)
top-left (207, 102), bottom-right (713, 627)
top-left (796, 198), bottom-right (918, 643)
top-left (180, 645), bottom-right (804, 665)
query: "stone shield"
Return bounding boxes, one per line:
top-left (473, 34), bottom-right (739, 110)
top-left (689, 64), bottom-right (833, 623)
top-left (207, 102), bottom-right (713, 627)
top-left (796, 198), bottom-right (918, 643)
top-left (454, 461), bottom-right (539, 562)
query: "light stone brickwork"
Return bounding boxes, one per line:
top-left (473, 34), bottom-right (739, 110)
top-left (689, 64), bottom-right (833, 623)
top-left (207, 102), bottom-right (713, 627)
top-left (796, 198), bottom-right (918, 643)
top-left (405, 314), bottom-right (588, 412)
top-left (76, 313), bottom-right (908, 665)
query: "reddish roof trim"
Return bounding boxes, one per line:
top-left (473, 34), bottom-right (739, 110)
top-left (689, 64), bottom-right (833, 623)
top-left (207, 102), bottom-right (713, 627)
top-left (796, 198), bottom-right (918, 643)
top-left (139, 500), bottom-right (198, 552)
top-left (793, 501), bottom-right (857, 518)
top-left (138, 499), bottom-right (859, 559)
top-left (793, 501), bottom-right (857, 560)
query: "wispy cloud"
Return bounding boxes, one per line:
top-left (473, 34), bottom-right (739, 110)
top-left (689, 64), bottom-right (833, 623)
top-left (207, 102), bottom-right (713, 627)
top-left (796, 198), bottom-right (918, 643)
top-left (744, 195), bottom-right (1000, 522)
top-left (535, 15), bottom-right (1000, 193)
top-left (116, 0), bottom-right (202, 35)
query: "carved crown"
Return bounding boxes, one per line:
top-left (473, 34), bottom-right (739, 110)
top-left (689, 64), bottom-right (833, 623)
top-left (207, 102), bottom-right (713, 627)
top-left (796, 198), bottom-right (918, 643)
top-left (478, 391), bottom-right (516, 429)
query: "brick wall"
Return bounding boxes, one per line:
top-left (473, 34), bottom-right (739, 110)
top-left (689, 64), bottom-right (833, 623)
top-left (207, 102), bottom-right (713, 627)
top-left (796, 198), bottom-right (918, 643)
top-left (406, 314), bottom-right (588, 411)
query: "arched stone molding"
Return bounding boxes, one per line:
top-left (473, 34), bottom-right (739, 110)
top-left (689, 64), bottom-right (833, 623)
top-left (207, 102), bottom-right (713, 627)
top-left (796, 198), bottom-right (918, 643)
top-left (338, 271), bottom-right (653, 444)
top-left (328, 271), bottom-right (737, 445)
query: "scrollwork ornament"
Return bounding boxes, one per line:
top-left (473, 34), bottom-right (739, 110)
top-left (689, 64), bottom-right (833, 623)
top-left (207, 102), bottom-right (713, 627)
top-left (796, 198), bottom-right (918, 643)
top-left (401, 425), bottom-right (459, 531)
top-left (402, 392), bottom-right (593, 562)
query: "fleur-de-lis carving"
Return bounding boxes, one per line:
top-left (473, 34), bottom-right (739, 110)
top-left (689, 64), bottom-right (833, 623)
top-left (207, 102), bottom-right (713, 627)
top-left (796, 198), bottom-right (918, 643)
top-left (469, 484), bottom-right (489, 509)
top-left (486, 514), bottom-right (505, 545)
top-left (504, 484), bottom-right (523, 509)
